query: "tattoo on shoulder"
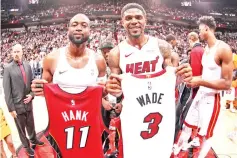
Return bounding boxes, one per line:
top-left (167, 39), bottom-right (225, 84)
top-left (157, 39), bottom-right (172, 59)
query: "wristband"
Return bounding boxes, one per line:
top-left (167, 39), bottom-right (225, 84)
top-left (117, 93), bottom-right (123, 103)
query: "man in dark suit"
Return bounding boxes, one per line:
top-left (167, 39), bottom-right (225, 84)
top-left (3, 44), bottom-right (44, 156)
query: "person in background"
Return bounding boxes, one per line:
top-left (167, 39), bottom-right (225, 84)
top-left (3, 44), bottom-right (44, 156)
top-left (187, 32), bottom-right (204, 98)
top-left (166, 34), bottom-right (180, 67)
top-left (0, 106), bottom-right (17, 158)
top-left (99, 41), bottom-right (121, 155)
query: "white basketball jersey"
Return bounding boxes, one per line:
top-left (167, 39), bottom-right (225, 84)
top-left (120, 67), bottom-right (176, 158)
top-left (53, 47), bottom-right (98, 93)
top-left (199, 40), bottom-right (221, 93)
top-left (119, 36), bottom-right (164, 75)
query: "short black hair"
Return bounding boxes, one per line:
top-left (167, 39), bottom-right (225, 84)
top-left (165, 34), bottom-right (176, 42)
top-left (100, 41), bottom-right (114, 49)
top-left (197, 16), bottom-right (216, 30)
top-left (121, 3), bottom-right (146, 17)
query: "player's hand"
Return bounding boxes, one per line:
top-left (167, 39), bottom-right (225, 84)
top-left (186, 76), bottom-right (201, 88)
top-left (31, 79), bottom-right (48, 96)
top-left (175, 63), bottom-right (192, 83)
top-left (114, 103), bottom-right (122, 114)
top-left (102, 99), bottom-right (113, 111)
top-left (10, 111), bottom-right (17, 118)
top-left (106, 74), bottom-right (123, 97)
top-left (24, 94), bottom-right (33, 104)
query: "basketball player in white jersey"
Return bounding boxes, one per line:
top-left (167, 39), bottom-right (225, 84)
top-left (104, 3), bottom-right (192, 157)
top-left (106, 3), bottom-right (192, 97)
top-left (31, 14), bottom-right (107, 95)
top-left (174, 16), bottom-right (233, 157)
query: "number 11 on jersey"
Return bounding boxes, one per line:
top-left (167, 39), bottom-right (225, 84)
top-left (65, 126), bottom-right (90, 149)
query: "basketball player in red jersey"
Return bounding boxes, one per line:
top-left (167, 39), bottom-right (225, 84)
top-left (106, 3), bottom-right (192, 97)
top-left (174, 16), bottom-right (233, 157)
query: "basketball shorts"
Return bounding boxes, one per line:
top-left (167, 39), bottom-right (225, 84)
top-left (184, 91), bottom-right (220, 139)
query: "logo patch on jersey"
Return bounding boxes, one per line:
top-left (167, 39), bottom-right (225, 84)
top-left (125, 52), bottom-right (133, 58)
top-left (148, 81), bottom-right (152, 90)
top-left (59, 70), bottom-right (68, 75)
top-left (126, 56), bottom-right (159, 74)
top-left (71, 100), bottom-right (75, 106)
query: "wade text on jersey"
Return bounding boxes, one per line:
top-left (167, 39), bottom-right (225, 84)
top-left (136, 92), bottom-right (164, 107)
top-left (126, 56), bottom-right (159, 74)
top-left (61, 110), bottom-right (89, 122)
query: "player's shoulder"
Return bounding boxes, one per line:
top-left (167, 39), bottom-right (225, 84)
top-left (46, 48), bottom-right (60, 59)
top-left (111, 45), bottom-right (120, 54)
top-left (157, 38), bottom-right (168, 44)
top-left (217, 40), bottom-right (232, 53)
top-left (43, 48), bottom-right (61, 67)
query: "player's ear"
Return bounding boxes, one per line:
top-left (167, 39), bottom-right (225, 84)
top-left (144, 17), bottom-right (147, 28)
top-left (121, 19), bottom-right (125, 28)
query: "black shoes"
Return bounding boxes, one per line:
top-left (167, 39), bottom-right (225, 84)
top-left (31, 139), bottom-right (45, 146)
top-left (25, 147), bottom-right (34, 156)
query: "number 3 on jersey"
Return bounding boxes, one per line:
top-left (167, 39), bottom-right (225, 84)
top-left (141, 112), bottom-right (163, 139)
top-left (65, 126), bottom-right (90, 149)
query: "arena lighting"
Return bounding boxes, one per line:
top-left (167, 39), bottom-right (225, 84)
top-left (209, 12), bottom-right (222, 16)
top-left (9, 9), bottom-right (19, 11)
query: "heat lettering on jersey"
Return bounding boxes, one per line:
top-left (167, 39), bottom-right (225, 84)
top-left (61, 110), bottom-right (89, 122)
top-left (126, 56), bottom-right (159, 74)
top-left (136, 92), bottom-right (164, 107)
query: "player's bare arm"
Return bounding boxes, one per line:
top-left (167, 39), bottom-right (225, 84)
top-left (108, 46), bottom-right (122, 74)
top-left (158, 38), bottom-right (192, 83)
top-left (106, 46), bottom-right (122, 97)
top-left (158, 39), bottom-right (172, 67)
top-left (188, 42), bottom-right (233, 90)
top-left (171, 52), bottom-right (180, 67)
top-left (158, 39), bottom-right (179, 67)
top-left (31, 50), bottom-right (58, 96)
top-left (95, 53), bottom-right (107, 78)
top-left (95, 53), bottom-right (112, 109)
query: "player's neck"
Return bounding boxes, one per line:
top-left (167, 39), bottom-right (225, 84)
top-left (128, 35), bottom-right (148, 49)
top-left (207, 33), bottom-right (217, 48)
top-left (68, 42), bottom-right (87, 57)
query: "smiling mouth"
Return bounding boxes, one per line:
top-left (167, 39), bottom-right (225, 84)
top-left (129, 27), bottom-right (140, 29)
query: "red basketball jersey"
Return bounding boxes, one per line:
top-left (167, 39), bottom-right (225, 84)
top-left (44, 84), bottom-right (104, 158)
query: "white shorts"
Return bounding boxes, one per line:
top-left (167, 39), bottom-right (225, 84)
top-left (184, 91), bottom-right (221, 139)
top-left (224, 87), bottom-right (235, 101)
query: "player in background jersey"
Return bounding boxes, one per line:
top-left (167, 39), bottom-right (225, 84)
top-left (31, 13), bottom-right (107, 95)
top-left (174, 16), bottom-right (233, 157)
top-left (106, 3), bottom-right (192, 99)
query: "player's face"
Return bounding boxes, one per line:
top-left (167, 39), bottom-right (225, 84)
top-left (68, 16), bottom-right (90, 45)
top-left (12, 46), bottom-right (23, 62)
top-left (122, 8), bottom-right (146, 39)
top-left (199, 24), bottom-right (208, 41)
top-left (101, 48), bottom-right (112, 64)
